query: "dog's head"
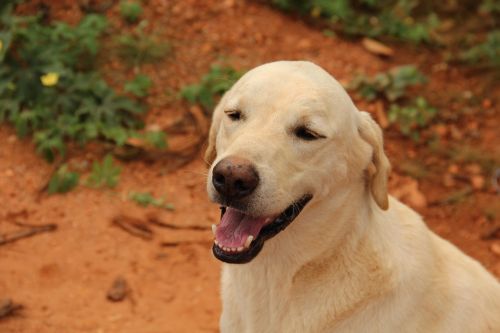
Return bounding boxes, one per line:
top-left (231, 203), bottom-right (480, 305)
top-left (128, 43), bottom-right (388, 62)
top-left (206, 61), bottom-right (390, 264)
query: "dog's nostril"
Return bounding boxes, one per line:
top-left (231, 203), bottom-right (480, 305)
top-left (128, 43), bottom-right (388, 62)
top-left (234, 179), bottom-right (248, 192)
top-left (214, 173), bottom-right (225, 186)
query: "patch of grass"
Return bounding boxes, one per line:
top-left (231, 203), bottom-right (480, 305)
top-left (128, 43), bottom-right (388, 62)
top-left (86, 155), bottom-right (121, 188)
top-left (124, 74), bottom-right (152, 97)
top-left (119, 0), bottom-right (143, 23)
top-left (181, 64), bottom-right (243, 112)
top-left (47, 164), bottom-right (80, 194)
top-left (129, 191), bottom-right (174, 210)
top-left (115, 20), bottom-right (171, 66)
top-left (0, 3), bottom-right (166, 162)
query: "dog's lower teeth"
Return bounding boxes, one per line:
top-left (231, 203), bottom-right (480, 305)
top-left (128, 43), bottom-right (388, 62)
top-left (212, 224), bottom-right (217, 236)
top-left (237, 246), bottom-right (244, 252)
top-left (244, 235), bottom-right (254, 248)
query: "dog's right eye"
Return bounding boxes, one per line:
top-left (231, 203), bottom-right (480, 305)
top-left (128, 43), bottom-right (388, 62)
top-left (294, 126), bottom-right (325, 141)
top-left (224, 110), bottom-right (242, 121)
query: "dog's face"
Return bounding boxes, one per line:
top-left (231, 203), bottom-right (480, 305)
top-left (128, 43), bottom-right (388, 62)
top-left (206, 61), bottom-right (390, 264)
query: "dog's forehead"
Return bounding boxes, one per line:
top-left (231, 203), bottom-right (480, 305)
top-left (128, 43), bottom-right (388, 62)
top-left (225, 61), bottom-right (356, 122)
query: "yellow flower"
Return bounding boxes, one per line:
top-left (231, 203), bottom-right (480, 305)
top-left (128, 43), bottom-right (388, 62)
top-left (40, 72), bottom-right (59, 87)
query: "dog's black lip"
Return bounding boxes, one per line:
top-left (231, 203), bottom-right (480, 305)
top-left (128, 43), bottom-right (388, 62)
top-left (212, 194), bottom-right (312, 264)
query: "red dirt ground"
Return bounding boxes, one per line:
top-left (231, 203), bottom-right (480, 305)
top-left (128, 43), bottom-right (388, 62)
top-left (1, 1), bottom-right (499, 332)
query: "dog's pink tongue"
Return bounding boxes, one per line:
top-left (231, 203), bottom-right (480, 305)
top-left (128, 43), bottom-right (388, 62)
top-left (215, 208), bottom-right (267, 248)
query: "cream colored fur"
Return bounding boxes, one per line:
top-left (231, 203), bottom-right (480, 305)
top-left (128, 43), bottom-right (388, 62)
top-left (205, 61), bottom-right (500, 333)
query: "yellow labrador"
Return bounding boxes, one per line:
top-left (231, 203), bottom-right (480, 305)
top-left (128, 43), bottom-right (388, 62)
top-left (205, 61), bottom-right (500, 333)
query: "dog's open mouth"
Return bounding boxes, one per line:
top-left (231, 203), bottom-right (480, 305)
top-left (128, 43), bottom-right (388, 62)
top-left (212, 195), bottom-right (312, 264)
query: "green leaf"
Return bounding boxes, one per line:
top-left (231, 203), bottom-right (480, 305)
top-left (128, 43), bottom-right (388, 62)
top-left (86, 154), bottom-right (121, 188)
top-left (48, 164), bottom-right (79, 194)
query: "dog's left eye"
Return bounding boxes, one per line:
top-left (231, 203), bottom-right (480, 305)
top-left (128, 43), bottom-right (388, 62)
top-left (225, 110), bottom-right (242, 121)
top-left (294, 126), bottom-right (325, 141)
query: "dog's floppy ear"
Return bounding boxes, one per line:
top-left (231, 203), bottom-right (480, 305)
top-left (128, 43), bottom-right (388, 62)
top-left (204, 106), bottom-right (223, 166)
top-left (357, 111), bottom-right (391, 210)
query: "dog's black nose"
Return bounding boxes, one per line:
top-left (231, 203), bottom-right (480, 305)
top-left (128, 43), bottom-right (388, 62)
top-left (212, 156), bottom-right (259, 199)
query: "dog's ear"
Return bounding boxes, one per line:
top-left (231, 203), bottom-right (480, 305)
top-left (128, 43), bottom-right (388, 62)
top-left (357, 111), bottom-right (391, 210)
top-left (204, 106), bottom-right (223, 166)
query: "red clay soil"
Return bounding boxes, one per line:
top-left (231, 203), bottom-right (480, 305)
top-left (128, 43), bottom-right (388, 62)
top-left (1, 1), bottom-right (499, 332)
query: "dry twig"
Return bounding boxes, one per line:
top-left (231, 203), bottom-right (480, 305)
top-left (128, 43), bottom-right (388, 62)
top-left (0, 224), bottom-right (57, 246)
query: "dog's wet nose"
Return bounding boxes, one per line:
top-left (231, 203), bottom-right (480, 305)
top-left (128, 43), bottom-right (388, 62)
top-left (212, 156), bottom-right (259, 199)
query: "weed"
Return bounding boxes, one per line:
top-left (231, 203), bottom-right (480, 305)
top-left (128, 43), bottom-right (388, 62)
top-left (86, 155), bottom-right (121, 188)
top-left (460, 30), bottom-right (500, 69)
top-left (349, 65), bottom-right (427, 102)
top-left (47, 164), bottom-right (80, 194)
top-left (388, 96), bottom-right (437, 141)
top-left (124, 74), bottom-right (152, 97)
top-left (129, 191), bottom-right (174, 210)
top-left (119, 0), bottom-right (143, 23)
top-left (181, 64), bottom-right (243, 112)
top-left (115, 20), bottom-right (171, 66)
top-left (0, 4), bottom-right (166, 162)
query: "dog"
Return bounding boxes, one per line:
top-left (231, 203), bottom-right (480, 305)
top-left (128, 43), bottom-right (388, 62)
top-left (205, 61), bottom-right (500, 333)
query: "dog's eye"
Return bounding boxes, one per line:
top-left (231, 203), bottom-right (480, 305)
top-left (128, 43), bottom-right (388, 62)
top-left (294, 126), bottom-right (324, 141)
top-left (225, 110), bottom-right (242, 121)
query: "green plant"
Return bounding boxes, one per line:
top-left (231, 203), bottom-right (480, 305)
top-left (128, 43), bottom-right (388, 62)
top-left (350, 66), bottom-right (437, 141)
top-left (460, 30), bottom-right (500, 69)
top-left (349, 65), bottom-right (427, 102)
top-left (270, 0), bottom-right (439, 43)
top-left (181, 64), bottom-right (243, 112)
top-left (129, 191), bottom-right (174, 210)
top-left (119, 0), bottom-right (143, 23)
top-left (86, 155), bottom-right (121, 188)
top-left (115, 20), bottom-right (171, 66)
top-left (47, 164), bottom-right (80, 194)
top-left (0, 3), bottom-right (166, 162)
top-left (388, 96), bottom-right (437, 141)
top-left (124, 74), bottom-right (152, 97)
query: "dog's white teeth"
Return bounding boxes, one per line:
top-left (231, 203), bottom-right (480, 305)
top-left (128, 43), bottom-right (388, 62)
top-left (237, 246), bottom-right (244, 252)
top-left (244, 235), bottom-right (254, 248)
top-left (214, 239), bottom-right (219, 245)
top-left (211, 224), bottom-right (217, 236)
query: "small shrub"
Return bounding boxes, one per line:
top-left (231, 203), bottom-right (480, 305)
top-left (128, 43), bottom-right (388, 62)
top-left (124, 74), bottom-right (152, 97)
top-left (269, 0), bottom-right (439, 43)
top-left (350, 66), bottom-right (437, 141)
top-left (181, 64), bottom-right (243, 112)
top-left (86, 155), bottom-right (121, 188)
top-left (47, 164), bottom-right (80, 194)
top-left (115, 21), bottom-right (171, 66)
top-left (119, 1), bottom-right (143, 23)
top-left (129, 191), bottom-right (174, 210)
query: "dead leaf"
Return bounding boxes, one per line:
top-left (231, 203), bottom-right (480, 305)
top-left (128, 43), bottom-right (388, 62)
top-left (470, 175), bottom-right (485, 190)
top-left (490, 243), bottom-right (500, 257)
top-left (361, 38), bottom-right (394, 57)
